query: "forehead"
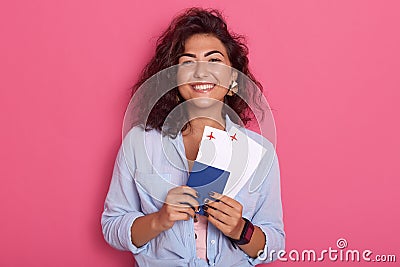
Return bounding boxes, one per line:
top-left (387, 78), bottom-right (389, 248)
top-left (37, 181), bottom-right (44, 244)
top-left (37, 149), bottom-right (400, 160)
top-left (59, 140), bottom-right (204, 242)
top-left (183, 34), bottom-right (228, 54)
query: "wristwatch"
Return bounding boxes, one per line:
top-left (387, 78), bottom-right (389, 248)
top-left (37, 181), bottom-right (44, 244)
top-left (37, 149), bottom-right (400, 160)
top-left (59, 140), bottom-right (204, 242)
top-left (230, 217), bottom-right (254, 245)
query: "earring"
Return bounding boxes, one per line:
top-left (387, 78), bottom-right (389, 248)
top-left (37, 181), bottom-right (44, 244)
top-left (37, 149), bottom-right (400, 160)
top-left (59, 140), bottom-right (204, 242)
top-left (227, 81), bottom-right (238, 96)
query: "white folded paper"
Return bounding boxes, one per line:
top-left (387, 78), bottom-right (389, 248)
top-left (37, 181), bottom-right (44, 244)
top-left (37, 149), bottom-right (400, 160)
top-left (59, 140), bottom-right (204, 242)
top-left (196, 126), bottom-right (267, 198)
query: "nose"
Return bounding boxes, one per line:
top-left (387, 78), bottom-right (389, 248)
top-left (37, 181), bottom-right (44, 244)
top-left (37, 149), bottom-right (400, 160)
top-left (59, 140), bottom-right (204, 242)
top-left (193, 62), bottom-right (209, 78)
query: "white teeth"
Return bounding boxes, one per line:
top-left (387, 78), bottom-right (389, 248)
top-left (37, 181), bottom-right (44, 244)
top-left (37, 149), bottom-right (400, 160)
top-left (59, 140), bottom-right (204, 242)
top-left (192, 84), bottom-right (214, 91)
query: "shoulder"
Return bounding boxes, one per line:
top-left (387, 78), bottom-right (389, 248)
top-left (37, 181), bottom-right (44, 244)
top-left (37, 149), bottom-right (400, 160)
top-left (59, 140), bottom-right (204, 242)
top-left (122, 126), bottom-right (164, 159)
top-left (123, 125), bottom-right (162, 144)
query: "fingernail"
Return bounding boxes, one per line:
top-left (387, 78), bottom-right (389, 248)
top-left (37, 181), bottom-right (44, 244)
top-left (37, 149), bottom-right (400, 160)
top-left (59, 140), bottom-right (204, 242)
top-left (195, 191), bottom-right (199, 198)
top-left (204, 198), bottom-right (210, 204)
top-left (209, 191), bottom-right (215, 197)
top-left (194, 214), bottom-right (198, 222)
top-left (203, 205), bottom-right (208, 211)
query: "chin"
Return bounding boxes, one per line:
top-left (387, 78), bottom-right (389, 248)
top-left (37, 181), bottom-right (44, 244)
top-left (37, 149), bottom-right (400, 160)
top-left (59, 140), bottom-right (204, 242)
top-left (185, 97), bottom-right (224, 112)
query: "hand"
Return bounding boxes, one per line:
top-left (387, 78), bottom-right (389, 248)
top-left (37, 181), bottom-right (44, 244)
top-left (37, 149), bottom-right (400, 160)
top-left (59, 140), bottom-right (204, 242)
top-left (155, 186), bottom-right (199, 231)
top-left (204, 191), bottom-right (246, 240)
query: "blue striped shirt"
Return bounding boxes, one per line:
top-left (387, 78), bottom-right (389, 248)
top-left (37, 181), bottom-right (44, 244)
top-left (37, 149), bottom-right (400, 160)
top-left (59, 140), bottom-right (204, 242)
top-left (101, 116), bottom-right (285, 266)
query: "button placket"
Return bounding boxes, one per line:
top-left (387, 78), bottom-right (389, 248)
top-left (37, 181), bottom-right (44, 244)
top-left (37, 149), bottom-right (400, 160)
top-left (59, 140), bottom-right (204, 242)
top-left (206, 222), bottom-right (218, 265)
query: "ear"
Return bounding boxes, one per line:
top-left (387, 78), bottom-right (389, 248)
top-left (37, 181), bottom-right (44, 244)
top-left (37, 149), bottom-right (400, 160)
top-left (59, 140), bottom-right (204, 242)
top-left (227, 80), bottom-right (238, 96)
top-left (230, 69), bottom-right (238, 82)
top-left (227, 69), bottom-right (238, 96)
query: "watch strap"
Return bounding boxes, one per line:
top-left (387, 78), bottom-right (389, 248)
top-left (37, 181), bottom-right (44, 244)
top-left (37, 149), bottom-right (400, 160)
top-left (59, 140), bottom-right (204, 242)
top-left (230, 217), bottom-right (254, 245)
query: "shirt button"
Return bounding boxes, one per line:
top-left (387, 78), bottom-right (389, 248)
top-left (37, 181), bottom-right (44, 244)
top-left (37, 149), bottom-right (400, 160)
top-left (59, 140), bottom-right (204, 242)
top-left (210, 240), bottom-right (216, 245)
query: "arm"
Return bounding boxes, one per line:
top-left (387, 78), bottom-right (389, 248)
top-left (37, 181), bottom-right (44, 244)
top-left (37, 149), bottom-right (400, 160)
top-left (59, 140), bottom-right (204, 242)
top-left (204, 150), bottom-right (285, 264)
top-left (238, 224), bottom-right (267, 258)
top-left (101, 147), bottom-right (199, 251)
top-left (130, 186), bottom-right (199, 248)
top-left (247, 150), bottom-right (285, 264)
top-left (204, 193), bottom-right (266, 258)
top-left (101, 147), bottom-right (146, 253)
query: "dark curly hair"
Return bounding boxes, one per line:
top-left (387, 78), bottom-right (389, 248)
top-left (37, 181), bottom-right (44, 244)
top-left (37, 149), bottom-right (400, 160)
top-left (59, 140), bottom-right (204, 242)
top-left (130, 7), bottom-right (263, 137)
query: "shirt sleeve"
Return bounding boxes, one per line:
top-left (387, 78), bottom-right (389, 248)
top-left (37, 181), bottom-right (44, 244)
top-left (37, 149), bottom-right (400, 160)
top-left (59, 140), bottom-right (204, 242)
top-left (101, 145), bottom-right (149, 254)
top-left (247, 150), bottom-right (285, 265)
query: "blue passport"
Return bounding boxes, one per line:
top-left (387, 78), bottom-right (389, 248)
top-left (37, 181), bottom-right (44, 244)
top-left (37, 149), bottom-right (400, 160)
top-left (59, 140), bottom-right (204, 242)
top-left (186, 161), bottom-right (230, 215)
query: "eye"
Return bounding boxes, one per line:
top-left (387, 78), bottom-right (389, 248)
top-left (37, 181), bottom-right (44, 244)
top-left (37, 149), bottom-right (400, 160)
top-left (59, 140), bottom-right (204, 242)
top-left (181, 60), bottom-right (195, 65)
top-left (209, 58), bottom-right (222, 62)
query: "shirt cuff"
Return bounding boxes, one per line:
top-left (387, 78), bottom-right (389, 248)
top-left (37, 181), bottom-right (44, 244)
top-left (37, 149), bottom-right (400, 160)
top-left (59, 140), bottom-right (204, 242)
top-left (247, 226), bottom-right (283, 265)
top-left (123, 212), bottom-right (149, 254)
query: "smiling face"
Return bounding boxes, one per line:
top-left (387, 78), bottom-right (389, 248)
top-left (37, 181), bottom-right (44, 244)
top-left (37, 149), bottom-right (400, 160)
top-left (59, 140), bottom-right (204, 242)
top-left (177, 34), bottom-right (236, 109)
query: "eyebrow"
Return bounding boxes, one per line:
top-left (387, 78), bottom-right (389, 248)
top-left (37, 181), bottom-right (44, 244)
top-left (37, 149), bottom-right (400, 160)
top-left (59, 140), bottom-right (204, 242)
top-left (204, 50), bottom-right (224, 57)
top-left (178, 50), bottom-right (225, 59)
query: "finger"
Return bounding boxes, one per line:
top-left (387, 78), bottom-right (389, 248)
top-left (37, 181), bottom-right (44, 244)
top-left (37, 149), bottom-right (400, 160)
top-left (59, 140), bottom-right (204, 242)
top-left (206, 211), bottom-right (228, 231)
top-left (178, 202), bottom-right (197, 213)
top-left (204, 198), bottom-right (232, 216)
top-left (169, 206), bottom-right (195, 219)
top-left (179, 186), bottom-right (199, 199)
top-left (178, 207), bottom-right (195, 219)
top-left (204, 205), bottom-right (231, 225)
top-left (182, 207), bottom-right (196, 218)
top-left (173, 205), bottom-right (196, 215)
top-left (209, 191), bottom-right (238, 208)
top-left (168, 186), bottom-right (198, 200)
top-left (171, 211), bottom-right (191, 221)
top-left (178, 194), bottom-right (200, 209)
top-left (167, 194), bottom-right (199, 209)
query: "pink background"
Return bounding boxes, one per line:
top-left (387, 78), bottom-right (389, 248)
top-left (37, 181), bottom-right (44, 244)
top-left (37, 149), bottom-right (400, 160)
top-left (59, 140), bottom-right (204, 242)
top-left (1, 0), bottom-right (399, 266)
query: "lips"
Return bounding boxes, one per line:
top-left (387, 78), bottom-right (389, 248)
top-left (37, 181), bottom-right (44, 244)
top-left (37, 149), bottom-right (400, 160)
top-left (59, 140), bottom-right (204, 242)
top-left (190, 83), bottom-right (216, 92)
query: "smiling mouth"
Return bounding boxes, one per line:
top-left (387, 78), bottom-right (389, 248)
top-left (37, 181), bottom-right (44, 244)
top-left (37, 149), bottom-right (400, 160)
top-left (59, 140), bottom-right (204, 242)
top-left (190, 83), bottom-right (216, 92)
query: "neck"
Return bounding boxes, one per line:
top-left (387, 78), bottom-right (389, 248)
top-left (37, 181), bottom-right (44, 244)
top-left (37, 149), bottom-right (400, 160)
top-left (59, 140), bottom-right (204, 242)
top-left (187, 102), bottom-right (225, 131)
top-left (183, 106), bottom-right (226, 136)
top-left (187, 117), bottom-right (225, 133)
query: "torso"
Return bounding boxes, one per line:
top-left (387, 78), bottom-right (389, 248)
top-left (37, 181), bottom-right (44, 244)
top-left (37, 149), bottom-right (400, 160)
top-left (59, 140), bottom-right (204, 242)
top-left (182, 122), bottom-right (225, 172)
top-left (182, 132), bottom-right (202, 172)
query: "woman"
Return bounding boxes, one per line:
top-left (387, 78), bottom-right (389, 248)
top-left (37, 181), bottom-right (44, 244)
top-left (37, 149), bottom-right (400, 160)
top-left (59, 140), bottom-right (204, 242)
top-left (101, 7), bottom-right (284, 266)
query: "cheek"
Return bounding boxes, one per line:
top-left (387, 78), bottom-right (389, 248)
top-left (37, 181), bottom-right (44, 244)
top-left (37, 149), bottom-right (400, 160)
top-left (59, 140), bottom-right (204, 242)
top-left (176, 67), bottom-right (195, 85)
top-left (178, 85), bottom-right (190, 99)
top-left (207, 65), bottom-right (232, 89)
top-left (213, 85), bottom-right (229, 99)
